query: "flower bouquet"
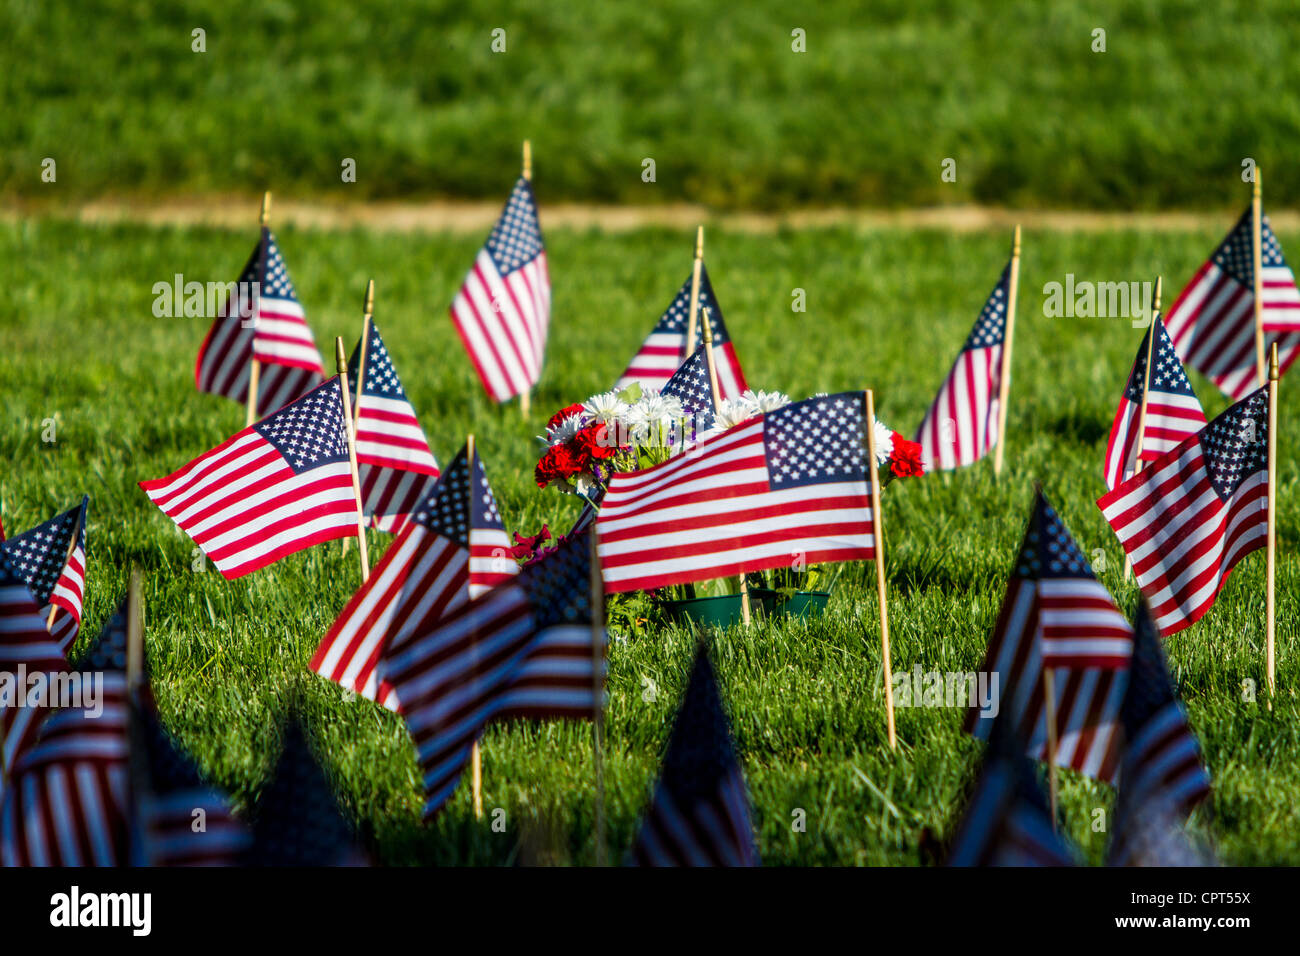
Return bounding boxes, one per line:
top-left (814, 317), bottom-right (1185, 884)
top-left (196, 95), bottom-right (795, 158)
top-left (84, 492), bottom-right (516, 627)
top-left (532, 386), bottom-right (925, 627)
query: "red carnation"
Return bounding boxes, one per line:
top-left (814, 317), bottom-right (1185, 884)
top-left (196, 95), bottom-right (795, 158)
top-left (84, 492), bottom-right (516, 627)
top-left (511, 524), bottom-right (552, 560)
top-left (889, 438), bottom-right (925, 478)
top-left (574, 424), bottom-right (618, 461)
top-left (547, 403), bottom-right (585, 431)
top-left (535, 444), bottom-right (582, 487)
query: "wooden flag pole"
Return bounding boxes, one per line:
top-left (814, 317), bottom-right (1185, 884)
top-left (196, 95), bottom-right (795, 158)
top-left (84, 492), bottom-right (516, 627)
top-left (1253, 167), bottom-right (1267, 387)
top-left (1042, 669), bottom-right (1060, 829)
top-left (589, 531), bottom-right (607, 866)
top-left (246, 192), bottom-right (272, 427)
top-left (46, 505), bottom-right (83, 629)
top-left (335, 334), bottom-right (371, 583)
top-left (993, 225), bottom-right (1021, 478)
top-left (1125, 276), bottom-right (1163, 579)
top-left (684, 226), bottom-right (705, 355)
top-left (126, 567), bottom-right (144, 696)
top-left (701, 309), bottom-right (751, 624)
top-left (1267, 342), bottom-right (1279, 701)
top-left (466, 434), bottom-right (485, 820)
top-left (864, 389), bottom-right (897, 750)
top-left (519, 141), bottom-right (533, 420)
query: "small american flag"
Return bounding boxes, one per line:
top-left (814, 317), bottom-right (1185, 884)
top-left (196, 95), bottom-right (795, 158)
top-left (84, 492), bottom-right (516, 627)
top-left (245, 719), bottom-right (367, 866)
top-left (310, 443), bottom-right (515, 710)
top-left (195, 228), bottom-right (324, 414)
top-left (382, 532), bottom-right (605, 817)
top-left (128, 692), bottom-right (250, 867)
top-left (1107, 600), bottom-right (1211, 867)
top-left (141, 377), bottom-right (359, 579)
top-left (1103, 317), bottom-right (1206, 491)
top-left (1164, 207), bottom-right (1300, 400)
top-left (347, 320), bottom-right (441, 533)
top-left (629, 643), bottom-right (759, 867)
top-left (947, 717), bottom-right (1077, 867)
top-left (1, 495), bottom-right (88, 654)
top-left (915, 264), bottom-right (1010, 470)
top-left (597, 392), bottom-right (874, 594)
top-left (1098, 388), bottom-right (1269, 636)
top-left (660, 344), bottom-right (717, 431)
top-left (617, 265), bottom-right (747, 401)
top-left (450, 178), bottom-right (551, 402)
top-left (965, 491), bottom-right (1129, 782)
top-left (1, 599), bottom-right (132, 866)
top-left (0, 550), bottom-right (68, 792)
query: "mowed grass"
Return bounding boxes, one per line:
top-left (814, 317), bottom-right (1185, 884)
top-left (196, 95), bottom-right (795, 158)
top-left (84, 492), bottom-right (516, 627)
top-left (4, 0), bottom-right (1300, 209)
top-left (0, 218), bottom-right (1297, 865)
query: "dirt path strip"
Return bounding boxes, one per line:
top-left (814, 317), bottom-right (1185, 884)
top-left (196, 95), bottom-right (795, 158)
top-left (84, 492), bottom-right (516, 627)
top-left (3, 198), bottom-right (1296, 234)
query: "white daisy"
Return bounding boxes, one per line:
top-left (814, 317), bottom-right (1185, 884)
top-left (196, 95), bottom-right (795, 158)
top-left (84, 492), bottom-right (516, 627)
top-left (741, 389), bottom-right (791, 414)
top-left (582, 390), bottom-right (628, 426)
top-left (544, 413), bottom-right (585, 446)
top-left (713, 397), bottom-right (757, 431)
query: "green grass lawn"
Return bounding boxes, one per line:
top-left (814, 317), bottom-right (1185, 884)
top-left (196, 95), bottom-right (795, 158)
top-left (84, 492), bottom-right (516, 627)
top-left (1, 218), bottom-right (1296, 865)
top-left (4, 0), bottom-right (1300, 210)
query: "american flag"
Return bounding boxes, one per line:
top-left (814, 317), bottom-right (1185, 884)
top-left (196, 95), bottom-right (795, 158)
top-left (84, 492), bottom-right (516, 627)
top-left (947, 717), bottom-right (1077, 866)
top-left (245, 719), bottom-right (367, 866)
top-left (964, 491), bottom-right (1129, 782)
top-left (629, 643), bottom-right (759, 866)
top-left (382, 532), bottom-right (605, 817)
top-left (660, 344), bottom-right (717, 432)
top-left (915, 264), bottom-right (1010, 471)
top-left (1163, 207), bottom-right (1300, 400)
top-left (597, 392), bottom-right (874, 594)
top-left (1098, 387), bottom-right (1269, 636)
top-left (195, 228), bottom-right (324, 414)
top-left (617, 264), bottom-right (747, 401)
top-left (1108, 600), bottom-right (1211, 867)
top-left (140, 377), bottom-right (359, 579)
top-left (1, 599), bottom-right (132, 866)
top-left (1, 495), bottom-right (88, 654)
top-left (0, 550), bottom-right (68, 791)
top-left (449, 178), bottom-right (551, 402)
top-left (310, 443), bottom-right (515, 710)
top-left (347, 320), bottom-right (441, 533)
top-left (1103, 317), bottom-right (1206, 491)
top-left (127, 691), bottom-right (250, 867)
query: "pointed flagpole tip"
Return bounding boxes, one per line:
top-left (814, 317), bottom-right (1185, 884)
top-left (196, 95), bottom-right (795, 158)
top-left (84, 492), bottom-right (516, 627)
top-left (334, 336), bottom-right (347, 373)
top-left (1012, 224), bottom-right (1021, 255)
top-left (522, 140), bottom-right (532, 181)
top-left (695, 225), bottom-right (704, 260)
top-left (700, 306), bottom-right (714, 345)
top-left (466, 433), bottom-right (476, 462)
top-left (1271, 341), bottom-right (1280, 381)
top-left (1153, 275), bottom-right (1163, 315)
top-left (260, 191), bottom-right (272, 226)
top-left (1254, 165), bottom-right (1262, 198)
top-left (363, 279), bottom-right (375, 316)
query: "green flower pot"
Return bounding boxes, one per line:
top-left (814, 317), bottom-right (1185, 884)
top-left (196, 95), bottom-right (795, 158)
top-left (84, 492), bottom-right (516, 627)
top-left (662, 589), bottom-right (779, 627)
top-left (773, 590), bottom-right (831, 618)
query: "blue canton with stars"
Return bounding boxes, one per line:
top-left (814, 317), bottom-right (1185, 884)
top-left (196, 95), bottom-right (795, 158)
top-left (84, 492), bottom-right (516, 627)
top-left (650, 265), bottom-right (731, 343)
top-left (518, 531), bottom-right (592, 630)
top-left (763, 392), bottom-right (867, 489)
top-left (485, 178), bottom-right (545, 276)
top-left (1212, 208), bottom-right (1290, 287)
top-left (1013, 492), bottom-right (1099, 581)
top-left (654, 643), bottom-right (745, 806)
top-left (961, 263), bottom-right (1011, 352)
top-left (408, 445), bottom-right (504, 548)
top-left (76, 595), bottom-right (129, 673)
top-left (661, 346), bottom-right (716, 430)
top-left (259, 229), bottom-right (300, 302)
top-left (253, 378), bottom-right (349, 473)
top-left (1124, 318), bottom-right (1198, 401)
top-left (1200, 389), bottom-right (1268, 500)
top-left (0, 496), bottom-right (87, 606)
top-left (348, 321), bottom-right (408, 401)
